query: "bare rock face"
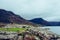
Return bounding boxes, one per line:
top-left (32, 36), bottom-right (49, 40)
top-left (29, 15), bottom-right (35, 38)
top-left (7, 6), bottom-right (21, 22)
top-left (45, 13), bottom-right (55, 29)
top-left (0, 9), bottom-right (39, 27)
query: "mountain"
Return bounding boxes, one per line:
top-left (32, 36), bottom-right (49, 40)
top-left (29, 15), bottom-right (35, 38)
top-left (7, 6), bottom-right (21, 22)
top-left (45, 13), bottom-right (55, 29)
top-left (29, 18), bottom-right (60, 26)
top-left (29, 18), bottom-right (48, 26)
top-left (0, 9), bottom-right (38, 26)
top-left (1, 9), bottom-right (60, 26)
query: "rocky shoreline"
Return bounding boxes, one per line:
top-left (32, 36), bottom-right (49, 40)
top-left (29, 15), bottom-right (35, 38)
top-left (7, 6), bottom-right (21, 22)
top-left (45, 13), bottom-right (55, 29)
top-left (0, 27), bottom-right (60, 40)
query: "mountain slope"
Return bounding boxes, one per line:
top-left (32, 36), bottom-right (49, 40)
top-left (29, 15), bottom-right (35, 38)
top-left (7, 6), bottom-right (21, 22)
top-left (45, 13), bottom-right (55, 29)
top-left (29, 18), bottom-right (60, 26)
top-left (29, 18), bottom-right (48, 26)
top-left (0, 9), bottom-right (38, 26)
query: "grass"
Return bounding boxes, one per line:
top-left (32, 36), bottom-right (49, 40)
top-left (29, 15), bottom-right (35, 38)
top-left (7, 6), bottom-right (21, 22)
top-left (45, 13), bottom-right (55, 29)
top-left (0, 28), bottom-right (27, 32)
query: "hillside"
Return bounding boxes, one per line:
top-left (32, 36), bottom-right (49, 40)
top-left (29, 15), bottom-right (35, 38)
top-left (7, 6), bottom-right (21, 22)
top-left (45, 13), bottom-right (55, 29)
top-left (29, 18), bottom-right (60, 26)
top-left (0, 9), bottom-right (39, 27)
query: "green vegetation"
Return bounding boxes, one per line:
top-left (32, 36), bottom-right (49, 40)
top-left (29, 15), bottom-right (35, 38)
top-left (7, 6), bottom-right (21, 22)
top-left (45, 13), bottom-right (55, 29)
top-left (0, 28), bottom-right (27, 32)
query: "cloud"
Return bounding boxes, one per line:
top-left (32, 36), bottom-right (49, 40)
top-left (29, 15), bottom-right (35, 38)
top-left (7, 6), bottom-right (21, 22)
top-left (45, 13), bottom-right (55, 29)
top-left (44, 16), bottom-right (60, 21)
top-left (0, 0), bottom-right (60, 21)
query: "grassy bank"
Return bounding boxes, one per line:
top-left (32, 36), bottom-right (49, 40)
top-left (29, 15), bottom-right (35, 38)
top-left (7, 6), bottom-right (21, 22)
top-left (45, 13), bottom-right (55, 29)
top-left (0, 28), bottom-right (27, 32)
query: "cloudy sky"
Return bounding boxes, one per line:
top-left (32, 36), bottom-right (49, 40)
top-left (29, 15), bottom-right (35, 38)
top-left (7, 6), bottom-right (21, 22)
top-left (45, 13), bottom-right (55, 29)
top-left (0, 0), bottom-right (60, 21)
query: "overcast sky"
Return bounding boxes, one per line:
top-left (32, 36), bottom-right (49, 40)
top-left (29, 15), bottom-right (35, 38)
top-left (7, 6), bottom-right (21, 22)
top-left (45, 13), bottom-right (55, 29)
top-left (0, 0), bottom-right (60, 21)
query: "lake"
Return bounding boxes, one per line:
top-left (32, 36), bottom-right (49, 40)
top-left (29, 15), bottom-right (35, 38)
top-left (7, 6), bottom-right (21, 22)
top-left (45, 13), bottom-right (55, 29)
top-left (42, 26), bottom-right (60, 35)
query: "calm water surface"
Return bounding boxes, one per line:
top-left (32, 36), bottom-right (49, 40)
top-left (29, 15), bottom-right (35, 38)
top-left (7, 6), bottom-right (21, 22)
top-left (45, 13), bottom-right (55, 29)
top-left (42, 26), bottom-right (60, 35)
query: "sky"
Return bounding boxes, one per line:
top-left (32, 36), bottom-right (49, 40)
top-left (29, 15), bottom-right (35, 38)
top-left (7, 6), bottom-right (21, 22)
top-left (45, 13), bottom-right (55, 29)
top-left (0, 0), bottom-right (60, 21)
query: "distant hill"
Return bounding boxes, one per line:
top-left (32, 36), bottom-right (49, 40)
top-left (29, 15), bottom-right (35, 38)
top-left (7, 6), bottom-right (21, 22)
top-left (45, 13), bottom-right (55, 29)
top-left (29, 18), bottom-right (60, 26)
top-left (0, 9), bottom-right (39, 27)
top-left (1, 9), bottom-right (60, 26)
top-left (29, 18), bottom-right (47, 25)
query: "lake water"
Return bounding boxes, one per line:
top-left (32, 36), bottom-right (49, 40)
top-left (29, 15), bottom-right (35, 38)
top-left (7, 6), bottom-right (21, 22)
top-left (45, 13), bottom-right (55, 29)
top-left (42, 26), bottom-right (60, 35)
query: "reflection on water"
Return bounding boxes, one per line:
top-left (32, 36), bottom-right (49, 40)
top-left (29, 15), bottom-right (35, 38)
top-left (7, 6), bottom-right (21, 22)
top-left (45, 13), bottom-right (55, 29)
top-left (42, 26), bottom-right (60, 35)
